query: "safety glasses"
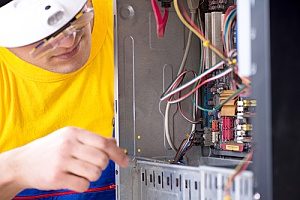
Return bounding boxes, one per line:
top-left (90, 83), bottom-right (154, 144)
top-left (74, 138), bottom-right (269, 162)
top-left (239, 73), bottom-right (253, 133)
top-left (29, 4), bottom-right (94, 59)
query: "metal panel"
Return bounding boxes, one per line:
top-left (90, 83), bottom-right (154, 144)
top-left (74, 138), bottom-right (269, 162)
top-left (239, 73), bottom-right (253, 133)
top-left (115, 1), bottom-right (201, 198)
top-left (211, 12), bottom-right (223, 66)
top-left (205, 13), bottom-right (212, 69)
top-left (114, 0), bottom-right (200, 159)
top-left (136, 159), bottom-right (253, 200)
top-left (251, 0), bottom-right (272, 199)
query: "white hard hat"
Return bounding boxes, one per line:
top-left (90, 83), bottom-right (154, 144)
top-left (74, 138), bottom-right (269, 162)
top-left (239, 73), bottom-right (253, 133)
top-left (0, 0), bottom-right (87, 47)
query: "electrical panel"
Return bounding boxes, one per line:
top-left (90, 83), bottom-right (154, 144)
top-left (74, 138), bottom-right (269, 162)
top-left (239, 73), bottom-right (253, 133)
top-left (114, 0), bottom-right (259, 199)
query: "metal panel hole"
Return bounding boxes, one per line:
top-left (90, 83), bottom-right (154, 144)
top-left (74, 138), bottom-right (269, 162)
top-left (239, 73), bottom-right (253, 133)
top-left (221, 176), bottom-right (226, 191)
top-left (215, 176), bottom-right (218, 189)
top-left (185, 180), bottom-right (188, 189)
top-left (209, 174), bottom-right (212, 189)
top-left (180, 175), bottom-right (182, 191)
top-left (176, 178), bottom-right (179, 187)
top-left (170, 174), bottom-right (173, 190)
top-left (153, 172), bottom-right (156, 187)
top-left (195, 181), bottom-right (198, 190)
top-left (142, 172), bottom-right (145, 182)
top-left (161, 172), bottom-right (164, 188)
top-left (150, 174), bottom-right (153, 183)
top-left (167, 177), bottom-right (170, 186)
top-left (158, 175), bottom-right (161, 184)
top-left (145, 170), bottom-right (147, 186)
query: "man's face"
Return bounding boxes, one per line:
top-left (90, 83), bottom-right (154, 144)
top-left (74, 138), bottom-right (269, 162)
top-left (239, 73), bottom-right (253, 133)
top-left (8, 23), bottom-right (92, 74)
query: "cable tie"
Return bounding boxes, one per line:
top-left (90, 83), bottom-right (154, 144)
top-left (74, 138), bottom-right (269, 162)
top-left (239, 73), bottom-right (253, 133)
top-left (203, 40), bottom-right (210, 47)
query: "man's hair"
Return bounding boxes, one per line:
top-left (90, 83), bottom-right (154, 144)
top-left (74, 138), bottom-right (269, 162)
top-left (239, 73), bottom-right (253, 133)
top-left (0, 0), bottom-right (13, 8)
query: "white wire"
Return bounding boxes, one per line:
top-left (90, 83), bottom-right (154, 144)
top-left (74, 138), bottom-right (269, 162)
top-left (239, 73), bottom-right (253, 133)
top-left (164, 102), bottom-right (178, 152)
top-left (161, 61), bottom-right (225, 101)
top-left (177, 12), bottom-right (196, 76)
top-left (163, 12), bottom-right (197, 152)
top-left (168, 68), bottom-right (233, 104)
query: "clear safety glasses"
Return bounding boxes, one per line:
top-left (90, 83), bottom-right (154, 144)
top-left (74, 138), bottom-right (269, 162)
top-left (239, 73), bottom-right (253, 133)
top-left (29, 4), bottom-right (94, 59)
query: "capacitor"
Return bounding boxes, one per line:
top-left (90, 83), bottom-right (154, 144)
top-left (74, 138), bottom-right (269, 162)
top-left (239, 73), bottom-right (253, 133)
top-left (212, 120), bottom-right (219, 132)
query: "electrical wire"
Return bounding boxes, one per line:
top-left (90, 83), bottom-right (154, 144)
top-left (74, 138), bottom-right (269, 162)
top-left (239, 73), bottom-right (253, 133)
top-left (173, 0), bottom-right (228, 62)
top-left (161, 61), bottom-right (225, 101)
top-left (223, 6), bottom-right (237, 54)
top-left (163, 70), bottom-right (191, 152)
top-left (178, 92), bottom-right (202, 124)
top-left (194, 83), bottom-right (247, 112)
top-left (163, 7), bottom-right (199, 152)
top-left (163, 2), bottom-right (246, 153)
top-left (164, 102), bottom-right (178, 151)
top-left (216, 84), bottom-right (246, 110)
top-left (177, 12), bottom-right (196, 76)
top-left (168, 68), bottom-right (233, 104)
top-left (223, 151), bottom-right (253, 199)
top-left (151, 0), bottom-right (169, 38)
top-left (197, 8), bottom-right (205, 74)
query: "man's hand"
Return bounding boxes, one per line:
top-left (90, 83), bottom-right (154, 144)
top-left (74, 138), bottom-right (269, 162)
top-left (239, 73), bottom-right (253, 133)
top-left (11, 127), bottom-right (128, 193)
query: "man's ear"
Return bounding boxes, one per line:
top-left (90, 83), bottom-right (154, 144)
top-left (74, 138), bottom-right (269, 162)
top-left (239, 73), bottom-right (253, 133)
top-left (88, 0), bottom-right (94, 32)
top-left (87, 0), bottom-right (93, 8)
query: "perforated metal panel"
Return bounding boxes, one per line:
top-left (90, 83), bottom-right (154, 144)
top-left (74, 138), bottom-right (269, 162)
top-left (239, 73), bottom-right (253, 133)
top-left (117, 159), bottom-right (253, 200)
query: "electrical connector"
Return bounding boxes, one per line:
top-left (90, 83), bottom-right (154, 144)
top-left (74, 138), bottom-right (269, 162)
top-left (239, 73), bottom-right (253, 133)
top-left (158, 0), bottom-right (173, 8)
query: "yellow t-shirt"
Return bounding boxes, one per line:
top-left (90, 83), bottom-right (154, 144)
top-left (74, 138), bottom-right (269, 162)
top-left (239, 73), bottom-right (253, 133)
top-left (0, 0), bottom-right (114, 152)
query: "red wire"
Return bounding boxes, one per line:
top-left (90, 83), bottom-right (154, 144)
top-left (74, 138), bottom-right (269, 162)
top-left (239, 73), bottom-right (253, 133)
top-left (168, 69), bottom-right (232, 104)
top-left (224, 5), bottom-right (237, 20)
top-left (151, 0), bottom-right (169, 38)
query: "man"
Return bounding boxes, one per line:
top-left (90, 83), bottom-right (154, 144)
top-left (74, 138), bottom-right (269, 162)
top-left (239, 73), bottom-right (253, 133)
top-left (0, 0), bottom-right (128, 199)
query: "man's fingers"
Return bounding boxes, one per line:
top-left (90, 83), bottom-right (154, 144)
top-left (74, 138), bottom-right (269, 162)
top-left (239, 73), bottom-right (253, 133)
top-left (60, 173), bottom-right (90, 193)
top-left (75, 129), bottom-right (129, 167)
top-left (75, 128), bottom-right (109, 148)
top-left (71, 144), bottom-right (109, 170)
top-left (100, 139), bottom-right (129, 168)
top-left (65, 158), bottom-right (102, 182)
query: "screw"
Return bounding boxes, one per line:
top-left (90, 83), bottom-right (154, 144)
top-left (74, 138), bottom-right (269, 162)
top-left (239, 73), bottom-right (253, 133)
top-left (253, 193), bottom-right (261, 200)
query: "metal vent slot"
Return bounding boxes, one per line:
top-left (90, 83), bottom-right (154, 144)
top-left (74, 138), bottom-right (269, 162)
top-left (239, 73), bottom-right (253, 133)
top-left (137, 161), bottom-right (253, 199)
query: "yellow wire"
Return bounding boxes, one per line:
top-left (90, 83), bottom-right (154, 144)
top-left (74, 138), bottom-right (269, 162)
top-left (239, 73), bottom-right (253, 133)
top-left (173, 0), bottom-right (227, 61)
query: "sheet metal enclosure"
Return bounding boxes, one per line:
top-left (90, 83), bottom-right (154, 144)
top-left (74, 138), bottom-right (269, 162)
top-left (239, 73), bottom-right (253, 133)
top-left (114, 0), bottom-right (258, 199)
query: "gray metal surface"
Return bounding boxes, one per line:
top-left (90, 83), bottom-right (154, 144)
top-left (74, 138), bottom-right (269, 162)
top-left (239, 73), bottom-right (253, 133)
top-left (251, 0), bottom-right (272, 199)
top-left (114, 0), bottom-right (200, 158)
top-left (118, 158), bottom-right (253, 200)
top-left (211, 12), bottom-right (223, 66)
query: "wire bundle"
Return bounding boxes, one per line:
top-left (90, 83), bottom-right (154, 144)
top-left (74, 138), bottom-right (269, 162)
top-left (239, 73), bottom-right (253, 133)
top-left (223, 5), bottom-right (237, 56)
top-left (151, 0), bottom-right (169, 38)
top-left (160, 0), bottom-right (248, 155)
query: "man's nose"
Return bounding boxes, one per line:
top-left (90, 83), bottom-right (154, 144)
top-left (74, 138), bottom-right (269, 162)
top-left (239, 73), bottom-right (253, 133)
top-left (57, 32), bottom-right (77, 48)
